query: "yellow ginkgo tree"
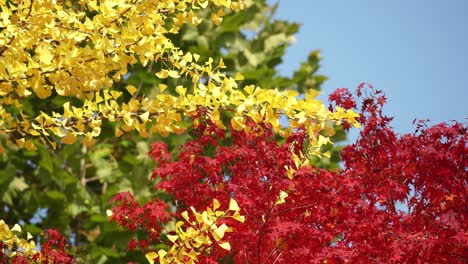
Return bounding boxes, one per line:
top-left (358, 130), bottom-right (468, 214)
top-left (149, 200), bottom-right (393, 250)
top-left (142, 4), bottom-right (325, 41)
top-left (0, 0), bottom-right (358, 153)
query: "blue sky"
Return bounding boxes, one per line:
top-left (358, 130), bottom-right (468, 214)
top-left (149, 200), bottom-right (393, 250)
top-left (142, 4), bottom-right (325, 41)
top-left (269, 0), bottom-right (467, 140)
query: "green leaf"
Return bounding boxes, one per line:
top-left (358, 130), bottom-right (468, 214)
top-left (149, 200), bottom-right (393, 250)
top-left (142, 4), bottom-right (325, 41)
top-left (46, 190), bottom-right (66, 201)
top-left (39, 148), bottom-right (54, 173)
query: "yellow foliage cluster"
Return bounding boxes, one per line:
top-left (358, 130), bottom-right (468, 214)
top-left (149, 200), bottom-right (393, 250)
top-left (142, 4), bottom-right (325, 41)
top-left (0, 219), bottom-right (38, 259)
top-left (0, 0), bottom-right (359, 158)
top-left (145, 198), bottom-right (244, 264)
top-left (0, 0), bottom-right (244, 150)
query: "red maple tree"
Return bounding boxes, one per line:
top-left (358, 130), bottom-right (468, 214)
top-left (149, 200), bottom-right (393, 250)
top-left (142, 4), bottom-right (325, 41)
top-left (111, 86), bottom-right (467, 263)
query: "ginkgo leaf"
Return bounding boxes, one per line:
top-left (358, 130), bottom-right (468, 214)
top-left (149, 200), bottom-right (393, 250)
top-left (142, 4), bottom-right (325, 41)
top-left (139, 112), bottom-right (150, 122)
top-left (159, 84), bottom-right (168, 93)
top-left (83, 134), bottom-right (96, 147)
top-left (61, 133), bottom-right (77, 144)
top-left (91, 127), bottom-right (101, 137)
top-left (218, 241), bottom-right (231, 251)
top-left (231, 116), bottom-right (245, 130)
top-left (126, 85), bottom-right (137, 96)
top-left (198, 0), bottom-right (209, 8)
top-left (145, 251), bottom-right (159, 264)
top-left (168, 70), bottom-right (180, 78)
top-left (110, 90), bottom-right (122, 100)
top-left (24, 140), bottom-right (36, 151)
top-left (156, 70), bottom-right (169, 79)
top-left (36, 42), bottom-right (54, 64)
top-left (11, 224), bottom-right (21, 232)
top-left (175, 86), bottom-right (187, 96)
top-left (275, 191), bottom-right (288, 206)
top-left (115, 128), bottom-right (123, 137)
top-left (228, 198), bottom-right (240, 211)
top-left (187, 249), bottom-right (199, 260)
top-left (211, 223), bottom-right (230, 241)
top-left (235, 72), bottom-right (244, 81)
top-left (167, 235), bottom-right (178, 243)
top-left (231, 211), bottom-right (245, 223)
top-left (212, 199), bottom-right (220, 210)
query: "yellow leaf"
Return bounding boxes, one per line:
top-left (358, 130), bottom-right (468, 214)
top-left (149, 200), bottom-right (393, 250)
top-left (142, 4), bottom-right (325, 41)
top-left (16, 138), bottom-right (25, 148)
top-left (231, 116), bottom-right (244, 131)
top-left (157, 249), bottom-right (168, 262)
top-left (178, 214), bottom-right (188, 226)
top-left (218, 241), bottom-right (231, 251)
top-left (62, 133), bottom-right (77, 144)
top-left (115, 128), bottom-right (123, 137)
top-left (275, 191), bottom-right (288, 206)
top-left (139, 112), bottom-right (150, 123)
top-left (198, 0), bottom-right (209, 8)
top-left (159, 84), bottom-right (168, 93)
top-left (244, 85), bottom-right (254, 94)
top-left (167, 235), bottom-right (178, 243)
top-left (175, 86), bottom-right (187, 96)
top-left (168, 70), bottom-right (180, 78)
top-left (187, 249), bottom-right (199, 260)
top-left (50, 141), bottom-right (57, 149)
top-left (228, 198), bottom-right (240, 211)
top-left (24, 140), bottom-right (36, 151)
top-left (235, 72), bottom-right (244, 81)
top-left (123, 113), bottom-right (134, 126)
top-left (110, 90), bottom-right (122, 100)
top-left (103, 90), bottom-right (112, 101)
top-left (126, 85), bottom-right (137, 96)
top-left (218, 8), bottom-right (226, 17)
top-left (212, 223), bottom-right (229, 241)
top-left (318, 135), bottom-right (331, 146)
top-left (36, 42), bottom-right (54, 64)
top-left (12, 224), bottom-right (21, 232)
top-left (306, 89), bottom-right (320, 99)
top-left (145, 251), bottom-right (159, 264)
top-left (231, 212), bottom-right (245, 223)
top-left (87, 0), bottom-right (99, 11)
top-left (212, 199), bottom-right (220, 210)
top-left (156, 70), bottom-right (169, 79)
top-left (183, 52), bottom-right (193, 62)
top-left (211, 13), bottom-right (223, 25)
top-left (218, 58), bottom-right (226, 69)
top-left (91, 126), bottom-right (101, 137)
top-left (285, 166), bottom-right (295, 180)
top-left (83, 134), bottom-right (96, 147)
top-left (95, 92), bottom-right (104, 103)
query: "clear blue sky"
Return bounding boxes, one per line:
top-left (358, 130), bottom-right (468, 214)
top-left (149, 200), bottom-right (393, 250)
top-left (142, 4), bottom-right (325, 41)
top-left (269, 0), bottom-right (468, 140)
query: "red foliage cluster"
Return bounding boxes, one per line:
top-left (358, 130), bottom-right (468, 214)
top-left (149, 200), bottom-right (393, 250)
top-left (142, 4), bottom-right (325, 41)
top-left (109, 192), bottom-right (171, 251)
top-left (332, 85), bottom-right (467, 262)
top-left (34, 230), bottom-right (74, 264)
top-left (111, 86), bottom-right (467, 263)
top-left (0, 229), bottom-right (73, 264)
